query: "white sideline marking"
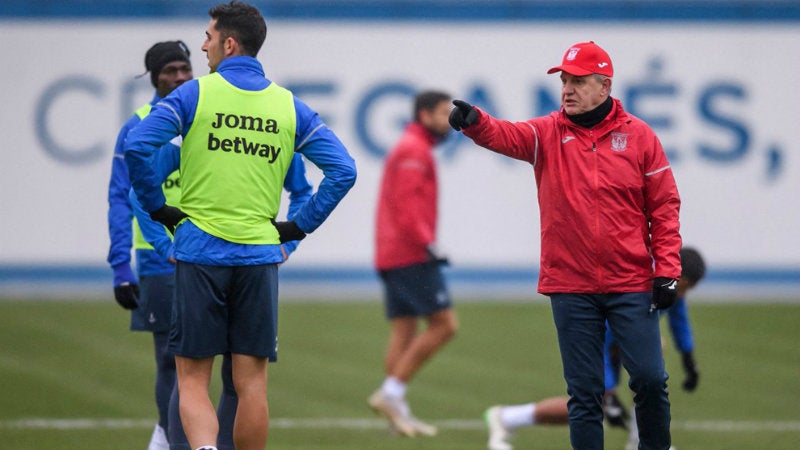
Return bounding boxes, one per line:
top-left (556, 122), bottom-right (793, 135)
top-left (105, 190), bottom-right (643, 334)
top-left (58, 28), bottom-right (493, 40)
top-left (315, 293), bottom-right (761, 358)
top-left (0, 418), bottom-right (154, 430)
top-left (2, 417), bottom-right (800, 432)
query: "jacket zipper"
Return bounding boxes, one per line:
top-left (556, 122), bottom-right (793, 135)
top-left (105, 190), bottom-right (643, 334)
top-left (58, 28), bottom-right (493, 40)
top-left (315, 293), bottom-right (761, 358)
top-left (592, 135), bottom-right (603, 291)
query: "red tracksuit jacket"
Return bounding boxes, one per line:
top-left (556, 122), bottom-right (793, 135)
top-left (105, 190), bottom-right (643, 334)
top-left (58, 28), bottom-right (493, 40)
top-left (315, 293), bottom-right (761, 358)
top-left (463, 98), bottom-right (681, 294)
top-left (375, 122), bottom-right (438, 271)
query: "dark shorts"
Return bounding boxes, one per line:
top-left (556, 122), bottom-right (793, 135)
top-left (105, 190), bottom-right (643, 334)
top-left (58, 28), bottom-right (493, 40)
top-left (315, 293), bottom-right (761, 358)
top-left (170, 261), bottom-right (279, 361)
top-left (131, 273), bottom-right (174, 333)
top-left (379, 261), bottom-right (452, 319)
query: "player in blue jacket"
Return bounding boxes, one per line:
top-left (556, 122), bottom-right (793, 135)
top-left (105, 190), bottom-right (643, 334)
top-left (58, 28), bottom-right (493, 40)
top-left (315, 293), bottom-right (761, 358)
top-left (610, 247), bottom-right (706, 450)
top-left (130, 144), bottom-right (313, 450)
top-left (106, 40), bottom-right (192, 450)
top-left (125, 3), bottom-right (356, 448)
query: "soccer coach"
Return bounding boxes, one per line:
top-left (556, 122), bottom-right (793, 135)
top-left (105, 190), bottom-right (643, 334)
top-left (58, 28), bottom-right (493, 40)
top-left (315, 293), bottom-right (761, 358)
top-left (449, 41), bottom-right (681, 450)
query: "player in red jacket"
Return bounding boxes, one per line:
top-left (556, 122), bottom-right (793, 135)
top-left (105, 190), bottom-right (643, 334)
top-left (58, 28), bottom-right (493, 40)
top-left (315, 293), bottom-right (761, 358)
top-left (369, 91), bottom-right (458, 438)
top-left (450, 41), bottom-right (681, 450)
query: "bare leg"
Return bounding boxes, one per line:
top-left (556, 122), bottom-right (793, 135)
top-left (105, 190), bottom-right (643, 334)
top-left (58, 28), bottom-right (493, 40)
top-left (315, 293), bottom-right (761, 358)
top-left (384, 318), bottom-right (418, 376)
top-left (534, 397), bottom-right (570, 425)
top-left (392, 309), bottom-right (458, 382)
top-left (231, 353), bottom-right (269, 450)
top-left (175, 356), bottom-right (217, 449)
top-left (369, 309), bottom-right (457, 437)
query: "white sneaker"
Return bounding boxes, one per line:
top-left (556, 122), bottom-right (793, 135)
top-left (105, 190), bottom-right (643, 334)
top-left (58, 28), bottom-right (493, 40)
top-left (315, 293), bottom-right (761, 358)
top-left (146, 424), bottom-right (169, 450)
top-left (485, 406), bottom-right (513, 450)
top-left (368, 389), bottom-right (417, 437)
top-left (408, 415), bottom-right (438, 436)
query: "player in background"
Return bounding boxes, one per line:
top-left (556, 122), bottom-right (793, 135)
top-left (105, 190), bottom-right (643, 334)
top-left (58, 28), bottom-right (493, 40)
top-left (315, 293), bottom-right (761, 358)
top-left (483, 247), bottom-right (705, 450)
top-left (106, 40), bottom-right (192, 450)
top-left (618, 247), bottom-right (706, 450)
top-left (125, 2), bottom-right (357, 449)
top-left (369, 91), bottom-right (458, 437)
top-left (130, 145), bottom-right (313, 450)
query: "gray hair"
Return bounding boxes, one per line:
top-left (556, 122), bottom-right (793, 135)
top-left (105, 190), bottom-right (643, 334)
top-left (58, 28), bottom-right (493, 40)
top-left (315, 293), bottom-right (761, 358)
top-left (593, 74), bottom-right (612, 94)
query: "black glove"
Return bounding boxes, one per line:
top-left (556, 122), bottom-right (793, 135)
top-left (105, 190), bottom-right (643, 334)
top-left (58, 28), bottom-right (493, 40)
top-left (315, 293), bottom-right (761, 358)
top-left (426, 246), bottom-right (450, 267)
top-left (681, 351), bottom-right (700, 392)
top-left (272, 220), bottom-right (306, 243)
top-left (651, 277), bottom-right (678, 311)
top-left (113, 282), bottom-right (139, 310)
top-left (602, 391), bottom-right (630, 430)
top-left (448, 100), bottom-right (479, 131)
top-left (149, 204), bottom-right (188, 234)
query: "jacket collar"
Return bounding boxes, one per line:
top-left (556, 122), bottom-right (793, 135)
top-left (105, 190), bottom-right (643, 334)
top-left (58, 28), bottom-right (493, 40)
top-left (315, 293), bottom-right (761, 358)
top-left (559, 97), bottom-right (630, 137)
top-left (217, 55), bottom-right (265, 77)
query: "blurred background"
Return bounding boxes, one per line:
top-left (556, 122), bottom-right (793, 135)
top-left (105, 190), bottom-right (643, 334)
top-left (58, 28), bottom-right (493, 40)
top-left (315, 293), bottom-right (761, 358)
top-left (1, 0), bottom-right (798, 301)
top-left (2, 3), bottom-right (799, 450)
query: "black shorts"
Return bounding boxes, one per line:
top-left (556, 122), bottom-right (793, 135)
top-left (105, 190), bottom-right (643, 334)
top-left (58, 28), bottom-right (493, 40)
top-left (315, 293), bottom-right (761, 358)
top-left (379, 261), bottom-right (452, 319)
top-left (170, 261), bottom-right (279, 360)
top-left (131, 273), bottom-right (174, 333)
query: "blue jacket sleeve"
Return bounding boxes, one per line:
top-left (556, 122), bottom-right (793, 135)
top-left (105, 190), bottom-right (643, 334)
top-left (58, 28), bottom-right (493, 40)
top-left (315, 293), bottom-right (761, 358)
top-left (280, 153), bottom-right (315, 258)
top-left (290, 97), bottom-right (356, 234)
top-left (127, 142), bottom-right (182, 261)
top-left (107, 115), bottom-right (140, 285)
top-left (130, 190), bottom-right (174, 261)
top-left (125, 81), bottom-right (198, 212)
top-left (666, 297), bottom-right (695, 353)
top-left (285, 153), bottom-right (314, 221)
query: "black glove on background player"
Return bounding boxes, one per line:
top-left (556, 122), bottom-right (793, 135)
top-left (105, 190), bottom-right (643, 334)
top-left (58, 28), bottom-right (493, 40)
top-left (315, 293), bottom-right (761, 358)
top-left (448, 100), bottom-right (479, 131)
top-left (114, 282), bottom-right (140, 310)
top-left (651, 276), bottom-right (678, 310)
top-left (272, 220), bottom-right (306, 243)
top-left (426, 246), bottom-right (450, 267)
top-left (149, 204), bottom-right (188, 234)
top-left (681, 351), bottom-right (700, 392)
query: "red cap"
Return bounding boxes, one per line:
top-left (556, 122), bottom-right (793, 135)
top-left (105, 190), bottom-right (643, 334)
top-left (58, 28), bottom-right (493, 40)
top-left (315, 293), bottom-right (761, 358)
top-left (547, 41), bottom-right (613, 77)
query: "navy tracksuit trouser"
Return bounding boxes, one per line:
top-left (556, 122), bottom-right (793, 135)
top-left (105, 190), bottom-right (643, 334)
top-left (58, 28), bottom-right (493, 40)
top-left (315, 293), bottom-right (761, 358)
top-left (550, 292), bottom-right (671, 450)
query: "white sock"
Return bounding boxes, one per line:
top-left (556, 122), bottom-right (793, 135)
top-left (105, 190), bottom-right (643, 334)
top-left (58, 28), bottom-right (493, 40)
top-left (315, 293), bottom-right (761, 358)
top-left (500, 402), bottom-right (536, 429)
top-left (381, 376), bottom-right (407, 398)
top-left (146, 424), bottom-right (168, 450)
top-left (194, 447), bottom-right (218, 450)
top-left (627, 405), bottom-right (639, 443)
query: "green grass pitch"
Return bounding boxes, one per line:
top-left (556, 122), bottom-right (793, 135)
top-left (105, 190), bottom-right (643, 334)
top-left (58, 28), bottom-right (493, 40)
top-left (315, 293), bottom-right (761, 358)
top-left (1, 298), bottom-right (798, 449)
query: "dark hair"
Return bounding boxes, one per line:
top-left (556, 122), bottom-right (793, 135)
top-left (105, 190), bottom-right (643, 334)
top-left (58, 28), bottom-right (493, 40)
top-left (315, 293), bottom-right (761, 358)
top-left (680, 247), bottom-right (706, 286)
top-left (413, 91), bottom-right (451, 122)
top-left (208, 1), bottom-right (267, 57)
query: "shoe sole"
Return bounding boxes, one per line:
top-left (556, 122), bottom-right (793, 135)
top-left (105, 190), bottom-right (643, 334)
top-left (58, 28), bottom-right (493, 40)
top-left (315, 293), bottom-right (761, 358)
top-left (409, 419), bottom-right (438, 437)
top-left (368, 398), bottom-right (417, 437)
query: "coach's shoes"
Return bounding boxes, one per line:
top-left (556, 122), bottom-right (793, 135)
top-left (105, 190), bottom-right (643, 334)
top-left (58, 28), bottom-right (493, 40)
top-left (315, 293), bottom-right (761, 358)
top-left (368, 389), bottom-right (417, 437)
top-left (485, 406), bottom-right (514, 450)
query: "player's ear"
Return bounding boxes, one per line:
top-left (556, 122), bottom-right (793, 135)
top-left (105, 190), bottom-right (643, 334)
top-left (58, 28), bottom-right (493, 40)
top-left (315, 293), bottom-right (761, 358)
top-left (224, 36), bottom-right (238, 56)
top-left (602, 77), bottom-right (612, 94)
